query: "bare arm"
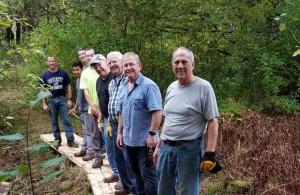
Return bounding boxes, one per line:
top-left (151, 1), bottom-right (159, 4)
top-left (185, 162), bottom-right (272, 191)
top-left (147, 110), bottom-right (162, 148)
top-left (116, 113), bottom-right (123, 148)
top-left (205, 118), bottom-right (219, 152)
top-left (66, 84), bottom-right (72, 99)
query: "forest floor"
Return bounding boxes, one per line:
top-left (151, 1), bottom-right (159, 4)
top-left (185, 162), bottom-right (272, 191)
top-left (1, 78), bottom-right (299, 195)
top-left (0, 80), bottom-right (92, 195)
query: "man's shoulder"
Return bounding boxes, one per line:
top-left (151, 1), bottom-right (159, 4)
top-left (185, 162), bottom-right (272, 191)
top-left (193, 77), bottom-right (212, 89)
top-left (141, 75), bottom-right (158, 87)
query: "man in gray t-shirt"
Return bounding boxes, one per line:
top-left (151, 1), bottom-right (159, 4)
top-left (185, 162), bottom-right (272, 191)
top-left (155, 47), bottom-right (219, 195)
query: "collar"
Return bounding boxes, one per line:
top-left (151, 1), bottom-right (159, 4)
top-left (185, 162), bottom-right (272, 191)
top-left (125, 73), bottom-right (143, 85)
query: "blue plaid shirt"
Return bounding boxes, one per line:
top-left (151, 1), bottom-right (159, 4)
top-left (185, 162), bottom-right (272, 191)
top-left (108, 74), bottom-right (127, 123)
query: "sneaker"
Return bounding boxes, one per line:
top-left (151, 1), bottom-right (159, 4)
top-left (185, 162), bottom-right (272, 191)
top-left (114, 181), bottom-right (123, 191)
top-left (67, 141), bottom-right (79, 148)
top-left (82, 153), bottom-right (94, 161)
top-left (92, 158), bottom-right (103, 168)
top-left (74, 149), bottom-right (86, 157)
top-left (103, 173), bottom-right (119, 183)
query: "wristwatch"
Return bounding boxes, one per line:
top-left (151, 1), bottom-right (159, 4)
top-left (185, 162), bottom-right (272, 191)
top-left (149, 131), bottom-right (156, 136)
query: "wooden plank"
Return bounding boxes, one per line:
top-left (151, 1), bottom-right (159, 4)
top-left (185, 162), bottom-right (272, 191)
top-left (40, 132), bottom-right (117, 195)
top-left (0, 182), bottom-right (10, 195)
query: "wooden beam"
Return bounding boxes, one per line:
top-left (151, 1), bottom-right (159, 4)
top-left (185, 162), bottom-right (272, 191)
top-left (40, 132), bottom-right (117, 195)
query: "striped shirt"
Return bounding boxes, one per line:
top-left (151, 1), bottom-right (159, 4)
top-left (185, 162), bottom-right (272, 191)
top-left (108, 74), bottom-right (127, 122)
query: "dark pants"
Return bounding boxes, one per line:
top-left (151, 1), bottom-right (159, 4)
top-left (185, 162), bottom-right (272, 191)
top-left (112, 123), bottom-right (136, 193)
top-left (125, 145), bottom-right (158, 195)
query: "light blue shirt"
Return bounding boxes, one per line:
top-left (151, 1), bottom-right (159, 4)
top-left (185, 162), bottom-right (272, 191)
top-left (118, 74), bottom-right (162, 147)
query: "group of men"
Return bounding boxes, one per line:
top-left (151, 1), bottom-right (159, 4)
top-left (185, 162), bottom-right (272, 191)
top-left (40, 47), bottom-right (219, 195)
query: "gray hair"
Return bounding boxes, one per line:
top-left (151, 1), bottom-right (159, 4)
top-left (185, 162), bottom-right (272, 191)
top-left (107, 51), bottom-right (123, 61)
top-left (122, 52), bottom-right (141, 64)
top-left (172, 47), bottom-right (194, 62)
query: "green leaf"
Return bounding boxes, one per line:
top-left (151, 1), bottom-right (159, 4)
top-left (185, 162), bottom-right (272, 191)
top-left (0, 133), bottom-right (24, 141)
top-left (42, 157), bottom-right (65, 169)
top-left (0, 169), bottom-right (18, 182)
top-left (5, 116), bottom-right (14, 120)
top-left (18, 164), bottom-right (28, 173)
top-left (292, 49), bottom-right (300, 57)
top-left (279, 23), bottom-right (286, 32)
top-left (0, 19), bottom-right (11, 27)
top-left (25, 143), bottom-right (48, 152)
top-left (43, 169), bottom-right (64, 183)
top-left (29, 91), bottom-right (52, 107)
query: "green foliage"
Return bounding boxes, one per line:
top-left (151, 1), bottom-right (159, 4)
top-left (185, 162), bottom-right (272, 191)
top-left (262, 96), bottom-right (300, 115)
top-left (0, 164), bottom-right (28, 182)
top-left (42, 157), bottom-right (65, 169)
top-left (219, 99), bottom-right (246, 117)
top-left (42, 169), bottom-right (64, 183)
top-left (29, 90), bottom-right (52, 108)
top-left (25, 143), bottom-right (48, 152)
top-left (0, 133), bottom-right (24, 141)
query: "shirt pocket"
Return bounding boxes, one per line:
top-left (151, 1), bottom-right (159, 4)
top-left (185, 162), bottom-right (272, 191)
top-left (132, 97), bottom-right (145, 110)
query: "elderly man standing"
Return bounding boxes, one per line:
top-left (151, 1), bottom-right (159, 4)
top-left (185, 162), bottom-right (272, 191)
top-left (154, 47), bottom-right (219, 195)
top-left (107, 51), bottom-right (136, 195)
top-left (117, 52), bottom-right (162, 195)
top-left (80, 54), bottom-right (105, 168)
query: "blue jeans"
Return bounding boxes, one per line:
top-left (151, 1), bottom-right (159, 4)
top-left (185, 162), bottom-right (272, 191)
top-left (157, 138), bottom-right (204, 195)
top-left (112, 123), bottom-right (136, 193)
top-left (103, 117), bottom-right (118, 175)
top-left (125, 145), bottom-right (158, 195)
top-left (48, 96), bottom-right (74, 143)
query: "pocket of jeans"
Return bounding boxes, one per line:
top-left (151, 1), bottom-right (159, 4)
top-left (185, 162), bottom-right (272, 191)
top-left (179, 140), bottom-right (201, 153)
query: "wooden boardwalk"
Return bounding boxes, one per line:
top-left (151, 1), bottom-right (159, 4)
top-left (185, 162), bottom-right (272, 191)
top-left (40, 132), bottom-right (117, 195)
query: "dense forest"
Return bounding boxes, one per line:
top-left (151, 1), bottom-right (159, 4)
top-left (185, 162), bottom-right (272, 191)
top-left (0, 0), bottom-right (299, 194)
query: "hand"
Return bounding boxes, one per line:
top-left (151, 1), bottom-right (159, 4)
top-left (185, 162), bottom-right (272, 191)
top-left (42, 104), bottom-right (49, 112)
top-left (68, 108), bottom-right (75, 115)
top-left (116, 133), bottom-right (123, 149)
top-left (146, 135), bottom-right (157, 148)
top-left (200, 152), bottom-right (216, 172)
top-left (91, 106), bottom-right (99, 118)
top-left (153, 147), bottom-right (160, 166)
top-left (67, 100), bottom-right (73, 108)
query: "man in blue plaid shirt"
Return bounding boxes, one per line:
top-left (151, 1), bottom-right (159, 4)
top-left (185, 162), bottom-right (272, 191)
top-left (107, 51), bottom-right (136, 195)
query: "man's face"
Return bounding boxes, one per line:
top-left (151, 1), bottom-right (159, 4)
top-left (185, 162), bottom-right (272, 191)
top-left (86, 49), bottom-right (95, 63)
top-left (72, 66), bottom-right (82, 78)
top-left (107, 56), bottom-right (122, 77)
top-left (47, 57), bottom-right (57, 70)
top-left (78, 50), bottom-right (87, 64)
top-left (95, 61), bottom-right (109, 78)
top-left (172, 50), bottom-right (194, 81)
top-left (122, 56), bottom-right (141, 81)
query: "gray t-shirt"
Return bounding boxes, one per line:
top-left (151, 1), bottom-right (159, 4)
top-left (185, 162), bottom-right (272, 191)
top-left (76, 78), bottom-right (88, 113)
top-left (161, 77), bottom-right (219, 141)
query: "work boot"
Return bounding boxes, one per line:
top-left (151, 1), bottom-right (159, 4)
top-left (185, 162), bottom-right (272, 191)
top-left (114, 181), bottom-right (123, 191)
top-left (82, 153), bottom-right (94, 161)
top-left (92, 158), bottom-right (103, 168)
top-left (103, 173), bottom-right (119, 183)
top-left (74, 149), bottom-right (86, 157)
top-left (67, 141), bottom-right (79, 148)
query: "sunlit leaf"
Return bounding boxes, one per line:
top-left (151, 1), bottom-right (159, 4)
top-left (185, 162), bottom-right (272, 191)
top-left (42, 157), bottom-right (65, 169)
top-left (0, 19), bottom-right (11, 27)
top-left (0, 133), bottom-right (24, 141)
top-left (42, 169), bottom-right (64, 183)
top-left (5, 121), bottom-right (12, 127)
top-left (292, 49), bottom-right (300, 57)
top-left (5, 116), bottom-right (14, 120)
top-left (279, 23), bottom-right (286, 32)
